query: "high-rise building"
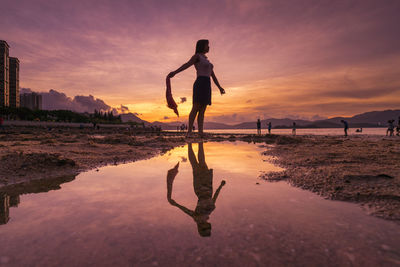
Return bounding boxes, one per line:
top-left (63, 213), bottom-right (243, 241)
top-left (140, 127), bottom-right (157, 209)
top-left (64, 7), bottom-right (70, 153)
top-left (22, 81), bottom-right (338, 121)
top-left (9, 57), bottom-right (20, 107)
top-left (20, 92), bottom-right (42, 110)
top-left (0, 40), bottom-right (10, 107)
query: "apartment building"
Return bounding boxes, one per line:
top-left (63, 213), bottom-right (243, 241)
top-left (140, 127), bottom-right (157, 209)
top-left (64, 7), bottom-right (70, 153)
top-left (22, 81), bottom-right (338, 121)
top-left (9, 57), bottom-right (20, 107)
top-left (0, 40), bottom-right (10, 107)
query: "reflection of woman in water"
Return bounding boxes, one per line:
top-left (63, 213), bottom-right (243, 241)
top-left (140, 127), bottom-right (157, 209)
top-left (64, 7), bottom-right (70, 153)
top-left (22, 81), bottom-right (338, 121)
top-left (167, 142), bottom-right (226, 237)
top-left (168, 40), bottom-right (226, 138)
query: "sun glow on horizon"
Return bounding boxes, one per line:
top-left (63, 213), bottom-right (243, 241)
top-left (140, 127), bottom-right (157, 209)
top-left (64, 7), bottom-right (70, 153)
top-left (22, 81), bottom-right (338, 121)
top-left (2, 0), bottom-right (400, 123)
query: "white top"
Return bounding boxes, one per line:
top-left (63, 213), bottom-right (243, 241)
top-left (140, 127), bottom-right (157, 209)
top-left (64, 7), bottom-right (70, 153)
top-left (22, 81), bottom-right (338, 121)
top-left (195, 54), bottom-right (213, 77)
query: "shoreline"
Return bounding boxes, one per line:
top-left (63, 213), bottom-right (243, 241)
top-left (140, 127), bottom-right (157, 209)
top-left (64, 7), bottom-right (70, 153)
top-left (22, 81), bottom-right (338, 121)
top-left (260, 135), bottom-right (400, 223)
top-left (1, 126), bottom-right (399, 223)
top-left (0, 127), bottom-right (186, 187)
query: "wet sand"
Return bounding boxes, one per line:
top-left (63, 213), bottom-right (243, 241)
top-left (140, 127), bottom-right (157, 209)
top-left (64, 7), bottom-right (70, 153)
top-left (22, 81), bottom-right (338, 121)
top-left (1, 127), bottom-right (399, 223)
top-left (259, 135), bottom-right (400, 223)
top-left (0, 127), bottom-right (186, 186)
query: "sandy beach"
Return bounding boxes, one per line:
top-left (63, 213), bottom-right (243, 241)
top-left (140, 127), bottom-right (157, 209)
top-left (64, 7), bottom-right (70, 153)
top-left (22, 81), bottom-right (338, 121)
top-left (260, 134), bottom-right (400, 223)
top-left (0, 126), bottom-right (186, 186)
top-left (1, 126), bottom-right (399, 223)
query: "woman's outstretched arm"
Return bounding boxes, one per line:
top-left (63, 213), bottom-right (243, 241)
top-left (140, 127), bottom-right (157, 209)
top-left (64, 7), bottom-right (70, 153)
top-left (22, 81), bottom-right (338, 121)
top-left (168, 54), bottom-right (198, 78)
top-left (212, 180), bottom-right (226, 203)
top-left (211, 71), bottom-right (225, 95)
top-left (166, 162), bottom-right (195, 217)
top-left (170, 201), bottom-right (195, 218)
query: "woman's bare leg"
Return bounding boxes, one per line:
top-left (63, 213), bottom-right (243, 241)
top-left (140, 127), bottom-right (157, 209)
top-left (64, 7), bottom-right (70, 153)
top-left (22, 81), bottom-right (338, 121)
top-left (197, 105), bottom-right (207, 134)
top-left (188, 103), bottom-right (201, 134)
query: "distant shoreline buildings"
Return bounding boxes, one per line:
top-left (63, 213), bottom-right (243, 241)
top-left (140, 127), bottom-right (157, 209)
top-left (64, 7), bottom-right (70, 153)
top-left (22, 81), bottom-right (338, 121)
top-left (9, 57), bottom-right (20, 107)
top-left (1, 40), bottom-right (19, 107)
top-left (0, 40), bottom-right (10, 107)
top-left (20, 91), bottom-right (42, 110)
top-left (1, 40), bottom-right (41, 110)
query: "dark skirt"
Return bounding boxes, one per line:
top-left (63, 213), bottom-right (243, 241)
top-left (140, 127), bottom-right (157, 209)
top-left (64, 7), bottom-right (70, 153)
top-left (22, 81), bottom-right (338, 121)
top-left (193, 76), bottom-right (211, 105)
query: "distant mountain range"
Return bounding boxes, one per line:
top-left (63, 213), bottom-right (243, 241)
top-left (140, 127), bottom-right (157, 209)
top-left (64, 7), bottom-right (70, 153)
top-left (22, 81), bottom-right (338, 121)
top-left (120, 113), bottom-right (146, 124)
top-left (121, 109), bottom-right (400, 129)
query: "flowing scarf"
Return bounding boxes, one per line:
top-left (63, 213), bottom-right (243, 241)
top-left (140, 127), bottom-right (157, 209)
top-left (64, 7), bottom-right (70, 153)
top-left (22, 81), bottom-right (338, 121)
top-left (166, 76), bottom-right (179, 117)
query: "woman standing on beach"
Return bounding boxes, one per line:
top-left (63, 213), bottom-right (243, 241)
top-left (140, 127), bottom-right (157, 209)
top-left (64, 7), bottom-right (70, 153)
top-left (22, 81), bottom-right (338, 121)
top-left (168, 39), bottom-right (226, 137)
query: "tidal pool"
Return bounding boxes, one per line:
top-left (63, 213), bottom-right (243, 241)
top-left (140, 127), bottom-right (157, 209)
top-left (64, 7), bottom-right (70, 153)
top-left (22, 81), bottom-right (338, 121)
top-left (0, 142), bottom-right (399, 266)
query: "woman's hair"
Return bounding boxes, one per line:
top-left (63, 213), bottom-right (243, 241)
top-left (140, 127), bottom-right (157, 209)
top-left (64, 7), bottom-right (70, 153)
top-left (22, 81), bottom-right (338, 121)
top-left (195, 39), bottom-right (209, 53)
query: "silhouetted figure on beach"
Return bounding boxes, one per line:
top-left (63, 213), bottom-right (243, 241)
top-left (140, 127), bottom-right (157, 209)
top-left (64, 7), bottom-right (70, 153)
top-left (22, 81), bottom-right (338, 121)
top-left (355, 128), bottom-right (363, 133)
top-left (341, 120), bottom-right (349, 137)
top-left (387, 120), bottom-right (395, 136)
top-left (267, 122), bottom-right (272, 135)
top-left (396, 116), bottom-right (400, 136)
top-left (292, 122), bottom-right (296, 136)
top-left (168, 40), bottom-right (226, 138)
top-left (257, 119), bottom-right (261, 135)
top-left (166, 142), bottom-right (226, 237)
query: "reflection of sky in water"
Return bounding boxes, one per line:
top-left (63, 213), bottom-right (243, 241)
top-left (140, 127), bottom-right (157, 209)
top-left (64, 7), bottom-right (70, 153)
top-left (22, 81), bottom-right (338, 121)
top-left (0, 142), bottom-right (399, 266)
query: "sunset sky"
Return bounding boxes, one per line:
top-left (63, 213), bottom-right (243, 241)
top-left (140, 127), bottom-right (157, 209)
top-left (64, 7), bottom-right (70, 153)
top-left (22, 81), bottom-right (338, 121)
top-left (1, 0), bottom-right (399, 123)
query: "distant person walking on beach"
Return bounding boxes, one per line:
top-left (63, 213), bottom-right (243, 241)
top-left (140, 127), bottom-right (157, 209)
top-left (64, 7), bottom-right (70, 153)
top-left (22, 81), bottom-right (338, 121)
top-left (257, 119), bottom-right (261, 135)
top-left (396, 116), bottom-right (400, 136)
top-left (292, 122), bottom-right (296, 136)
top-left (168, 40), bottom-right (226, 138)
top-left (267, 122), bottom-right (272, 135)
top-left (341, 120), bottom-right (349, 137)
top-left (387, 120), bottom-right (395, 136)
